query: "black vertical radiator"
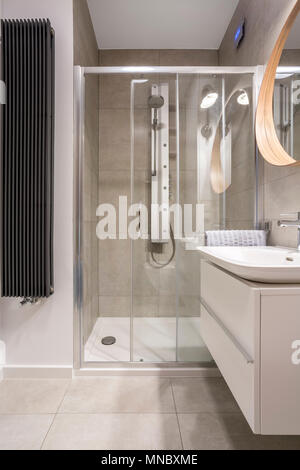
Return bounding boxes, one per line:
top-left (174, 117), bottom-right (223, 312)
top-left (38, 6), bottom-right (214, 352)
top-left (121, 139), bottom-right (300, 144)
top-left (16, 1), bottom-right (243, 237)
top-left (1, 19), bottom-right (55, 299)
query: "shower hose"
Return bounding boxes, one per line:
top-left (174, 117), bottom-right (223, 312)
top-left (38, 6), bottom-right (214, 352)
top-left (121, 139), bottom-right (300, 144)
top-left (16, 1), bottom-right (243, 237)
top-left (150, 224), bottom-right (176, 269)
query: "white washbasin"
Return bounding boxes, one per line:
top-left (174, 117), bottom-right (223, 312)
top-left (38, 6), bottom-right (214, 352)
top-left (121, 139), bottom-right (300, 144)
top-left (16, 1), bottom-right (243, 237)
top-left (198, 246), bottom-right (300, 283)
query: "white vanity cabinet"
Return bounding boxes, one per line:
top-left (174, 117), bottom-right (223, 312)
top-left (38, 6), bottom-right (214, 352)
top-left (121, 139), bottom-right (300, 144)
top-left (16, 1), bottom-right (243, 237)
top-left (200, 260), bottom-right (300, 435)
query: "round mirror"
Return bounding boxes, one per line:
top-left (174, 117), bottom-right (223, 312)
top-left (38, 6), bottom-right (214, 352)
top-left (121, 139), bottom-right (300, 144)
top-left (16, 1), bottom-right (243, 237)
top-left (256, 1), bottom-right (300, 166)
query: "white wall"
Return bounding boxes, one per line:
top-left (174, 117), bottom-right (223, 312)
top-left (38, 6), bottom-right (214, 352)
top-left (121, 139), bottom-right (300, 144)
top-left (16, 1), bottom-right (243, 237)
top-left (0, 0), bottom-right (3, 377)
top-left (0, 0), bottom-right (74, 367)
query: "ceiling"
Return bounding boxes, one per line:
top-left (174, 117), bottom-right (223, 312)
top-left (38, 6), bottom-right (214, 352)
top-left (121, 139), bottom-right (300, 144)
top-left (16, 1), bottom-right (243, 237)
top-left (87, 0), bottom-right (239, 50)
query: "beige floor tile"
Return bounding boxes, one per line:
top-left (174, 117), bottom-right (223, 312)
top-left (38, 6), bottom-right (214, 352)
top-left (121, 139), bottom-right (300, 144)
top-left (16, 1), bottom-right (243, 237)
top-left (0, 414), bottom-right (54, 450)
top-left (172, 378), bottom-right (240, 413)
top-left (59, 377), bottom-right (175, 414)
top-left (42, 413), bottom-right (182, 450)
top-left (178, 412), bottom-right (252, 450)
top-left (178, 413), bottom-right (300, 450)
top-left (248, 436), bottom-right (300, 451)
top-left (243, 436), bottom-right (300, 451)
top-left (0, 379), bottom-right (70, 414)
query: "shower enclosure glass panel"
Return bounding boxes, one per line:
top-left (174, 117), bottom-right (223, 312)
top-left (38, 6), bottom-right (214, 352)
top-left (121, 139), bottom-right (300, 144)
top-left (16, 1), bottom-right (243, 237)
top-left (131, 75), bottom-right (178, 362)
top-left (176, 73), bottom-right (255, 362)
top-left (81, 72), bottom-right (100, 362)
top-left (76, 67), bottom-right (257, 368)
top-left (177, 74), bottom-right (223, 363)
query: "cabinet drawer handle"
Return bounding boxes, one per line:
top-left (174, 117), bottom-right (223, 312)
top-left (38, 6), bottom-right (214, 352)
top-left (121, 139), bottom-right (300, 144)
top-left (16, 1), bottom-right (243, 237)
top-left (200, 297), bottom-right (254, 365)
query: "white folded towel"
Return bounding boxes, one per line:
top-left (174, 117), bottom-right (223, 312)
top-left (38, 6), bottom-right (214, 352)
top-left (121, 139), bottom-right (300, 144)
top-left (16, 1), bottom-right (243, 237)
top-left (206, 230), bottom-right (267, 247)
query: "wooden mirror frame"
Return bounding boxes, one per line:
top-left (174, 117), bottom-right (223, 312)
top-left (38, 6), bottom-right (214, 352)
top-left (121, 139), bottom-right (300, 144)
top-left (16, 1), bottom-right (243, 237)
top-left (256, 0), bottom-right (300, 166)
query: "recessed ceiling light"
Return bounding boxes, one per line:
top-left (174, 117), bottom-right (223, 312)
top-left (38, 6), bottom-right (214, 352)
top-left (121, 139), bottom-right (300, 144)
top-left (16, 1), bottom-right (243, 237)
top-left (200, 92), bottom-right (219, 109)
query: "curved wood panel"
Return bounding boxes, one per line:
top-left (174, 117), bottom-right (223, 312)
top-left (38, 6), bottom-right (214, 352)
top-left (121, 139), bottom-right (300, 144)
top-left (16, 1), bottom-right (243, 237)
top-left (255, 0), bottom-right (300, 166)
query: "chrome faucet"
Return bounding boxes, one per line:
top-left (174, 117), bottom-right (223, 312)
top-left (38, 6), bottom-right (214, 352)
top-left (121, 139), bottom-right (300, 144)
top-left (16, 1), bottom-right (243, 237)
top-left (278, 212), bottom-right (300, 251)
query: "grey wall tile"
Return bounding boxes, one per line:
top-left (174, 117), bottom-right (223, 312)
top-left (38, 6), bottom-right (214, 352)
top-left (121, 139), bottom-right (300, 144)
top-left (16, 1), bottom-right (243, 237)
top-left (99, 49), bottom-right (160, 66)
top-left (99, 296), bottom-right (131, 317)
top-left (98, 239), bottom-right (131, 296)
top-left (159, 50), bottom-right (218, 66)
top-left (133, 296), bottom-right (159, 317)
top-left (99, 109), bottom-right (131, 170)
top-left (73, 0), bottom-right (98, 66)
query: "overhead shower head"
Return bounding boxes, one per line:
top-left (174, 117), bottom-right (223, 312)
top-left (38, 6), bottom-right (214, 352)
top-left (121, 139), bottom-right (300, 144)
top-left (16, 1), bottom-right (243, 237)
top-left (200, 92), bottom-right (219, 109)
top-left (148, 95), bottom-right (165, 109)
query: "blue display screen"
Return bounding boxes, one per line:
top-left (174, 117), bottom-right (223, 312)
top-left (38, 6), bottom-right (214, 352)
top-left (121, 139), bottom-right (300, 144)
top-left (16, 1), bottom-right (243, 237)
top-left (234, 20), bottom-right (245, 47)
top-left (235, 27), bottom-right (241, 41)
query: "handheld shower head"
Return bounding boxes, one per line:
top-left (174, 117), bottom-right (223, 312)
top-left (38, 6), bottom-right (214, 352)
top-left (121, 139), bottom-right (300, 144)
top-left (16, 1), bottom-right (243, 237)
top-left (149, 95), bottom-right (165, 132)
top-left (148, 95), bottom-right (164, 109)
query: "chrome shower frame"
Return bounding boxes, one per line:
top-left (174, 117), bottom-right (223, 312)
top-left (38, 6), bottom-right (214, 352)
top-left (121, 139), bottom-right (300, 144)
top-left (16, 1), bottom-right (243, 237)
top-left (73, 65), bottom-right (262, 376)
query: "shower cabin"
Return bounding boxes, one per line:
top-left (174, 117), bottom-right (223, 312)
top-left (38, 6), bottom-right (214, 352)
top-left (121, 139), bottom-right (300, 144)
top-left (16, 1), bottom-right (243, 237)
top-left (74, 66), bottom-right (260, 372)
top-left (273, 70), bottom-right (300, 159)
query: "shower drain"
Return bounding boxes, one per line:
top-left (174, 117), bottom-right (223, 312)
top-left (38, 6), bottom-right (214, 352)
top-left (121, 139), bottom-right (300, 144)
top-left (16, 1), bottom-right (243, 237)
top-left (101, 336), bottom-right (116, 346)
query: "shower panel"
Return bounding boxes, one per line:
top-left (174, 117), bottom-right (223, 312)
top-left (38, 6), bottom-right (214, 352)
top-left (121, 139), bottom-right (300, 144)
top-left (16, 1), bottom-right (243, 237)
top-left (74, 66), bottom-right (259, 372)
top-left (150, 84), bottom-right (170, 243)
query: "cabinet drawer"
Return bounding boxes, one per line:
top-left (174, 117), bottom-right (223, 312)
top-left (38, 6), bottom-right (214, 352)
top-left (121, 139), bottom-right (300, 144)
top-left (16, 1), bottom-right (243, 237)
top-left (200, 302), bottom-right (258, 432)
top-left (201, 260), bottom-right (259, 359)
top-left (260, 295), bottom-right (300, 434)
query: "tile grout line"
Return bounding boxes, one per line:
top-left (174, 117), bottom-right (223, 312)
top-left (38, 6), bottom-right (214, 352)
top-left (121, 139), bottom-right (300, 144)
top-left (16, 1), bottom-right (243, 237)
top-left (56, 379), bottom-right (73, 414)
top-left (170, 379), bottom-right (184, 451)
top-left (39, 379), bottom-right (71, 450)
top-left (39, 414), bottom-right (56, 451)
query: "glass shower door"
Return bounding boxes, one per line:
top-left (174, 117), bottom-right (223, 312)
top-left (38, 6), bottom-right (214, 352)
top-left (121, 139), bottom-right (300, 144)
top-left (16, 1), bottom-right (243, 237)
top-left (131, 74), bottom-right (178, 362)
top-left (176, 74), bottom-right (223, 363)
top-left (176, 72), bottom-right (255, 363)
top-left (78, 67), bottom-right (256, 367)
